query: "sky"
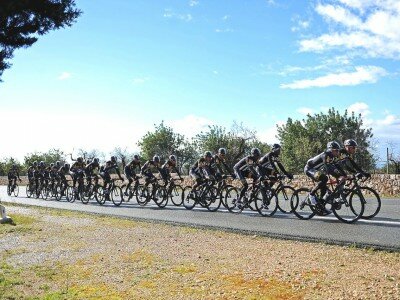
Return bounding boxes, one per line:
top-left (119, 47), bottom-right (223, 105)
top-left (1, 0), bottom-right (400, 163)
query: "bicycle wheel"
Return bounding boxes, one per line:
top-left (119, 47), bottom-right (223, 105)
top-left (291, 188), bottom-right (316, 220)
top-left (111, 186), bottom-right (123, 206)
top-left (136, 185), bottom-right (150, 206)
top-left (26, 185), bottom-right (33, 198)
top-left (154, 187), bottom-right (168, 208)
top-left (94, 185), bottom-right (105, 205)
top-left (358, 187), bottom-right (381, 219)
top-left (170, 185), bottom-right (183, 206)
top-left (255, 188), bottom-right (278, 217)
top-left (54, 184), bottom-right (62, 201)
top-left (7, 185), bottom-right (11, 196)
top-left (224, 186), bottom-right (243, 214)
top-left (66, 186), bottom-right (75, 203)
top-left (182, 186), bottom-right (196, 210)
top-left (41, 186), bottom-right (49, 200)
top-left (206, 186), bottom-right (221, 212)
top-left (276, 185), bottom-right (295, 213)
top-left (12, 184), bottom-right (19, 197)
top-left (333, 188), bottom-right (364, 223)
top-left (81, 186), bottom-right (90, 204)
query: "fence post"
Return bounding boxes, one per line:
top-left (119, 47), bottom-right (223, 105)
top-left (0, 204), bottom-right (12, 224)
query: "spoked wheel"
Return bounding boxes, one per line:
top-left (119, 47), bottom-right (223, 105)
top-left (358, 187), bottom-right (381, 219)
top-left (66, 186), bottom-right (75, 203)
top-left (136, 185), bottom-right (150, 206)
top-left (206, 186), bottom-right (221, 212)
top-left (12, 185), bottom-right (19, 197)
top-left (94, 185), bottom-right (106, 205)
top-left (291, 188), bottom-right (316, 220)
top-left (54, 185), bottom-right (62, 201)
top-left (225, 187), bottom-right (243, 214)
top-left (170, 185), bottom-right (183, 206)
top-left (26, 185), bottom-right (33, 198)
top-left (182, 186), bottom-right (196, 210)
top-left (81, 186), bottom-right (91, 204)
top-left (154, 187), bottom-right (168, 208)
top-left (255, 188), bottom-right (278, 217)
top-left (333, 188), bottom-right (364, 223)
top-left (7, 185), bottom-right (12, 196)
top-left (41, 186), bottom-right (49, 200)
top-left (219, 185), bottom-right (233, 209)
top-left (111, 186), bottom-right (124, 206)
top-left (276, 185), bottom-right (295, 213)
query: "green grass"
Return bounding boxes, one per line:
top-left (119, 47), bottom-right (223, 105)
top-left (0, 213), bottom-right (38, 235)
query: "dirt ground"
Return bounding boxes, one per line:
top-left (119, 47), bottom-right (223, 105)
top-left (0, 204), bottom-right (399, 299)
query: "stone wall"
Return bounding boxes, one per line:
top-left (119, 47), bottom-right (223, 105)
top-left (1, 175), bottom-right (399, 197)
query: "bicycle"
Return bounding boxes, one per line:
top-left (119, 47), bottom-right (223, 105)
top-left (120, 175), bottom-right (142, 202)
top-left (26, 180), bottom-right (36, 198)
top-left (7, 180), bottom-right (20, 197)
top-left (95, 179), bottom-right (124, 206)
top-left (182, 179), bottom-right (218, 210)
top-left (291, 175), bottom-right (365, 223)
top-left (268, 175), bottom-right (296, 214)
top-left (163, 177), bottom-right (184, 206)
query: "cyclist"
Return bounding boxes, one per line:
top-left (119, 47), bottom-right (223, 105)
top-left (7, 164), bottom-right (21, 192)
top-left (49, 163), bottom-right (60, 190)
top-left (58, 163), bottom-right (70, 193)
top-left (337, 139), bottom-right (371, 178)
top-left (124, 155), bottom-right (141, 197)
top-left (209, 148), bottom-right (233, 183)
top-left (85, 157), bottom-right (100, 185)
top-left (70, 157), bottom-right (86, 190)
top-left (304, 141), bottom-right (346, 205)
top-left (189, 151), bottom-right (213, 195)
top-left (257, 144), bottom-right (293, 183)
top-left (140, 155), bottom-right (161, 199)
top-left (34, 161), bottom-right (46, 196)
top-left (160, 155), bottom-right (183, 195)
top-left (100, 156), bottom-right (124, 192)
top-left (27, 162), bottom-right (37, 187)
top-left (233, 148), bottom-right (261, 204)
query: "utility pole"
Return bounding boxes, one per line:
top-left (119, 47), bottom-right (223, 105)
top-left (386, 148), bottom-right (390, 174)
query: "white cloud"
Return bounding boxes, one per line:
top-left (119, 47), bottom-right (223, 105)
top-left (280, 66), bottom-right (387, 89)
top-left (347, 102), bottom-right (371, 117)
top-left (215, 28), bottom-right (233, 33)
top-left (163, 9), bottom-right (192, 22)
top-left (297, 107), bottom-right (314, 115)
top-left (189, 0), bottom-right (199, 7)
top-left (58, 72), bottom-right (71, 80)
top-left (167, 115), bottom-right (215, 139)
top-left (258, 122), bottom-right (284, 144)
top-left (222, 15), bottom-right (230, 21)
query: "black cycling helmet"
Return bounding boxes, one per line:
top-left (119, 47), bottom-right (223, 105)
top-left (93, 157), bottom-right (99, 164)
top-left (64, 163), bottom-right (70, 168)
top-left (111, 156), bottom-right (117, 163)
top-left (344, 139), bottom-right (358, 147)
top-left (86, 159), bottom-right (91, 164)
top-left (77, 157), bottom-right (83, 163)
top-left (153, 155), bottom-right (160, 163)
top-left (55, 161), bottom-right (61, 167)
top-left (169, 155), bottom-right (176, 161)
top-left (133, 154), bottom-right (140, 160)
top-left (218, 148), bottom-right (227, 155)
top-left (271, 143), bottom-right (281, 154)
top-left (327, 141), bottom-right (340, 150)
top-left (204, 151), bottom-right (212, 158)
top-left (39, 161), bottom-right (45, 166)
top-left (251, 148), bottom-right (261, 157)
top-left (33, 161), bottom-right (38, 166)
top-left (12, 164), bottom-right (17, 169)
top-left (50, 163), bottom-right (54, 167)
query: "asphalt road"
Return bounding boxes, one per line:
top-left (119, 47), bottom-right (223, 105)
top-left (1, 185), bottom-right (400, 251)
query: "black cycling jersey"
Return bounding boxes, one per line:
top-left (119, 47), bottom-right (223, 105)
top-left (233, 155), bottom-right (258, 175)
top-left (85, 162), bottom-right (100, 175)
top-left (70, 162), bottom-right (85, 172)
top-left (101, 161), bottom-right (121, 175)
top-left (258, 151), bottom-right (288, 175)
top-left (337, 149), bottom-right (365, 174)
top-left (210, 154), bottom-right (231, 175)
top-left (190, 157), bottom-right (209, 176)
top-left (305, 150), bottom-right (346, 176)
top-left (124, 160), bottom-right (141, 176)
top-left (161, 160), bottom-right (181, 178)
top-left (141, 160), bottom-right (160, 175)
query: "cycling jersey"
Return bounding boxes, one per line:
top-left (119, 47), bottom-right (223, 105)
top-left (337, 149), bottom-right (365, 174)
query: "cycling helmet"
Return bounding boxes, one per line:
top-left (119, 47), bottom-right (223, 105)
top-left (251, 148), bottom-right (261, 158)
top-left (344, 139), bottom-right (358, 147)
top-left (153, 155), bottom-right (160, 163)
top-left (77, 157), bottom-right (83, 163)
top-left (93, 157), bottom-right (99, 164)
top-left (39, 161), bottom-right (45, 167)
top-left (133, 154), bottom-right (140, 160)
top-left (33, 161), bottom-right (38, 166)
top-left (50, 163), bottom-right (54, 168)
top-left (111, 156), bottom-right (117, 163)
top-left (64, 163), bottom-right (70, 168)
top-left (86, 159), bottom-right (91, 164)
top-left (271, 143), bottom-right (281, 154)
top-left (169, 155), bottom-right (176, 161)
top-left (204, 151), bottom-right (212, 158)
top-left (55, 161), bottom-right (61, 167)
top-left (327, 141), bottom-right (340, 150)
top-left (218, 148), bottom-right (227, 155)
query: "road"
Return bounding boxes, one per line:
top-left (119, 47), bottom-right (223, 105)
top-left (1, 186), bottom-right (400, 251)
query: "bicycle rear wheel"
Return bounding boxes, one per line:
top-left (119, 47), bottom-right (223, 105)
top-left (13, 185), bottom-right (19, 197)
top-left (224, 187), bottom-right (243, 214)
top-left (206, 186), bottom-right (221, 212)
top-left (154, 187), bottom-right (168, 208)
top-left (66, 186), bottom-right (75, 203)
top-left (94, 185), bottom-right (105, 205)
top-left (111, 186), bottom-right (123, 206)
top-left (26, 185), bottom-right (33, 198)
top-left (170, 185), bottom-right (183, 206)
top-left (7, 185), bottom-right (11, 196)
top-left (182, 186), bottom-right (196, 210)
top-left (291, 188), bottom-right (316, 220)
top-left (333, 189), bottom-right (364, 223)
top-left (136, 185), bottom-right (150, 206)
top-left (255, 188), bottom-right (278, 217)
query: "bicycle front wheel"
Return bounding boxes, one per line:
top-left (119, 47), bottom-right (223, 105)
top-left (206, 186), bottom-right (221, 212)
top-left (182, 186), bottom-right (196, 210)
top-left (224, 187), bottom-right (243, 214)
top-left (170, 185), bottom-right (183, 206)
top-left (358, 187), bottom-right (381, 219)
top-left (276, 185), bottom-right (295, 213)
top-left (154, 187), bottom-right (168, 208)
top-left (333, 188), bottom-right (364, 223)
top-left (111, 186), bottom-right (123, 206)
top-left (13, 185), bottom-right (19, 197)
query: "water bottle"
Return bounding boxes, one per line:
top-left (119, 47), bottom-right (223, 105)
top-left (323, 190), bottom-right (332, 202)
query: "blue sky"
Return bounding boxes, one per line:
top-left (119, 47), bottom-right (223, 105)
top-left (1, 0), bottom-right (399, 162)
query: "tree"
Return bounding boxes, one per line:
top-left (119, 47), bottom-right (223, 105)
top-left (24, 149), bottom-right (66, 169)
top-left (277, 108), bottom-right (375, 173)
top-left (0, 0), bottom-right (82, 80)
top-left (0, 157), bottom-right (23, 176)
top-left (138, 121), bottom-right (185, 162)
